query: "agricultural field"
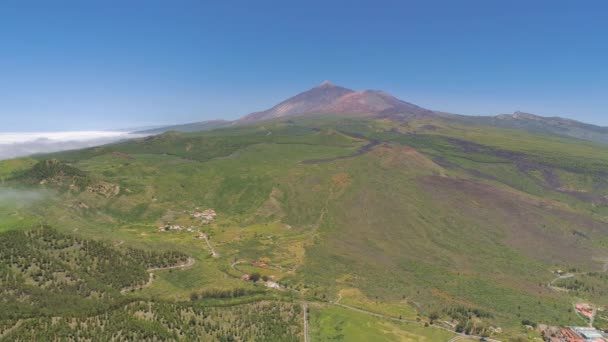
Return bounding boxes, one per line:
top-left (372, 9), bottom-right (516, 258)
top-left (309, 305), bottom-right (455, 342)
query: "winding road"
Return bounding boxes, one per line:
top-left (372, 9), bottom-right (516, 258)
top-left (121, 257), bottom-right (196, 293)
top-left (548, 273), bottom-right (575, 292)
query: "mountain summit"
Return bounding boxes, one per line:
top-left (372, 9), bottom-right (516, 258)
top-left (240, 82), bottom-right (432, 122)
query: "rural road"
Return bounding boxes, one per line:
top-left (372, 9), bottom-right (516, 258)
top-left (229, 259), bottom-right (499, 341)
top-left (231, 260), bottom-right (245, 270)
top-left (329, 301), bottom-right (501, 342)
top-left (0, 319), bottom-right (24, 339)
top-left (548, 273), bottom-right (575, 292)
top-left (572, 303), bottom-right (595, 327)
top-left (147, 257), bottom-right (195, 272)
top-left (199, 232), bottom-right (219, 257)
top-left (303, 303), bottom-right (310, 342)
top-left (121, 257), bottom-right (195, 293)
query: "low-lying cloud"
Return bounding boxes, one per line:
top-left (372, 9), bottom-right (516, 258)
top-left (0, 188), bottom-right (48, 207)
top-left (0, 131), bottom-right (144, 160)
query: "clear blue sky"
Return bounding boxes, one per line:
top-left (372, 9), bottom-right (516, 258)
top-left (1, 0), bottom-right (607, 131)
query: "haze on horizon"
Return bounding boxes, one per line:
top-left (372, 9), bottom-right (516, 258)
top-left (1, 0), bottom-right (607, 131)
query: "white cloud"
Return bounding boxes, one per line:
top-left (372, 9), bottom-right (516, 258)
top-left (0, 188), bottom-right (48, 206)
top-left (0, 131), bottom-right (144, 160)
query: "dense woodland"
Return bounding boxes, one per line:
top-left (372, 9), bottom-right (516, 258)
top-left (0, 226), bottom-right (188, 319)
top-left (0, 301), bottom-right (302, 341)
top-left (15, 159), bottom-right (92, 189)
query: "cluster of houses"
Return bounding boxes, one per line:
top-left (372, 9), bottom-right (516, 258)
top-left (192, 208), bottom-right (217, 224)
top-left (157, 224), bottom-right (191, 232)
top-left (157, 208), bottom-right (217, 233)
top-left (546, 326), bottom-right (607, 342)
top-left (240, 274), bottom-right (281, 289)
top-left (575, 304), bottom-right (595, 319)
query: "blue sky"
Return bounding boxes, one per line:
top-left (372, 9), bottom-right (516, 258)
top-left (1, 0), bottom-right (607, 131)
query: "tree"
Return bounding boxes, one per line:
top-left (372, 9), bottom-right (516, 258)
top-left (249, 273), bottom-right (261, 282)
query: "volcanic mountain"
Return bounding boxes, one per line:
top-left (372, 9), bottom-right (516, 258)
top-left (143, 81), bottom-right (608, 146)
top-left (240, 81), bottom-right (433, 122)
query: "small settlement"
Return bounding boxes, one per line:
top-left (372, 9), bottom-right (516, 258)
top-left (157, 224), bottom-right (184, 232)
top-left (241, 260), bottom-right (281, 289)
top-left (156, 208), bottom-right (219, 257)
top-left (546, 326), bottom-right (608, 342)
top-left (157, 208), bottom-right (217, 233)
top-left (192, 208), bottom-right (217, 224)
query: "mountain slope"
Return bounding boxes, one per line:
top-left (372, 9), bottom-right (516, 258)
top-left (4, 114), bottom-right (608, 339)
top-left (453, 111), bottom-right (608, 145)
top-left (240, 81), bottom-right (432, 122)
top-left (135, 82), bottom-right (608, 147)
top-left (135, 119), bottom-right (230, 134)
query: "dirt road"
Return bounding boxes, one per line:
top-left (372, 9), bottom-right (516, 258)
top-left (303, 303), bottom-right (310, 342)
top-left (548, 273), bottom-right (575, 292)
top-left (329, 301), bottom-right (501, 342)
top-left (121, 257), bottom-right (195, 293)
top-left (199, 232), bottom-right (219, 257)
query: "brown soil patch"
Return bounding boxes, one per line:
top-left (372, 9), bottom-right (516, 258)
top-left (332, 172), bottom-right (351, 190)
top-left (419, 175), bottom-right (608, 269)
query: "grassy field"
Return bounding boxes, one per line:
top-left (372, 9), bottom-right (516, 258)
top-left (309, 304), bottom-right (455, 341)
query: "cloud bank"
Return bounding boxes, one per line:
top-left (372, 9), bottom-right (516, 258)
top-left (0, 131), bottom-right (143, 160)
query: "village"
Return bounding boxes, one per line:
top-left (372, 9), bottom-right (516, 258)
top-left (536, 303), bottom-right (608, 342)
top-left (542, 325), bottom-right (607, 342)
top-left (156, 207), bottom-right (282, 290)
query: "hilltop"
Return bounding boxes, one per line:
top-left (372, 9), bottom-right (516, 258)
top-left (240, 81), bottom-right (433, 122)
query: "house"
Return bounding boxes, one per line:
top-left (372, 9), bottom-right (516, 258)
top-left (559, 327), bottom-right (608, 342)
top-left (575, 304), bottom-right (594, 318)
top-left (560, 328), bottom-right (585, 342)
top-left (265, 281), bottom-right (280, 289)
top-left (192, 208), bottom-right (217, 224)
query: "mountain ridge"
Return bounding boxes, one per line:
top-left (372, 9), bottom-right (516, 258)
top-left (240, 81), bottom-right (433, 122)
top-left (142, 82), bottom-right (608, 145)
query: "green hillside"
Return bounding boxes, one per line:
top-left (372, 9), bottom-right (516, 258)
top-left (2, 115), bottom-right (608, 340)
